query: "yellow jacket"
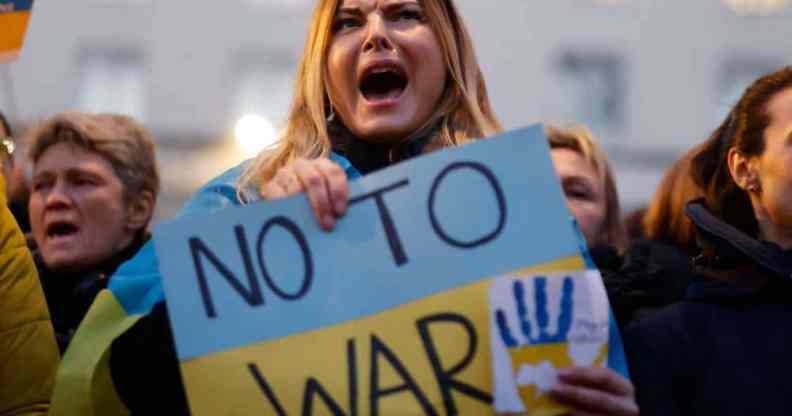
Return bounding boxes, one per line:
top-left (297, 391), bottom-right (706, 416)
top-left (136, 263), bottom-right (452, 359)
top-left (0, 174), bottom-right (59, 416)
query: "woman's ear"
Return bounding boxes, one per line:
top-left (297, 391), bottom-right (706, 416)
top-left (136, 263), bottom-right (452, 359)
top-left (125, 190), bottom-right (155, 232)
top-left (727, 148), bottom-right (760, 192)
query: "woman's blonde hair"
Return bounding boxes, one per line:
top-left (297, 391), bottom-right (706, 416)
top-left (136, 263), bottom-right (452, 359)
top-left (27, 111), bottom-right (160, 204)
top-left (239, 0), bottom-right (501, 196)
top-left (545, 124), bottom-right (628, 252)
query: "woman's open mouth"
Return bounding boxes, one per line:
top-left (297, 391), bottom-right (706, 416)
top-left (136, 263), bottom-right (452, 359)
top-left (45, 220), bottom-right (80, 243)
top-left (359, 65), bottom-right (409, 106)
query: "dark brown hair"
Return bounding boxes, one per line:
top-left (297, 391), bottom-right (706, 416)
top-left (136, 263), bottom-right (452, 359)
top-left (692, 66), bottom-right (792, 236)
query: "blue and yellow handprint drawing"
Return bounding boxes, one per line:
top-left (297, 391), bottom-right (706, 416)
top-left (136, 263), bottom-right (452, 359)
top-left (492, 274), bottom-right (607, 415)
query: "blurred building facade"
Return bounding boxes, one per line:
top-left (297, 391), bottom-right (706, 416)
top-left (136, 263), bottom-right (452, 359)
top-left (3, 0), bottom-right (792, 218)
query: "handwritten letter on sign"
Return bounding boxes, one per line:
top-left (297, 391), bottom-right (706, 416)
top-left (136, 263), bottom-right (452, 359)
top-left (155, 125), bottom-right (607, 415)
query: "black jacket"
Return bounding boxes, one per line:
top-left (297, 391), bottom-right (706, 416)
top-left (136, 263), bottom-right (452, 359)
top-left (37, 236), bottom-right (146, 353)
top-left (110, 301), bottom-right (189, 415)
top-left (593, 240), bottom-right (694, 329)
top-left (624, 201), bottom-right (792, 416)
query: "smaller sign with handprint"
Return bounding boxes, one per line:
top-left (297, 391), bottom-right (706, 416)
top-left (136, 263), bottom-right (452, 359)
top-left (490, 270), bottom-right (610, 415)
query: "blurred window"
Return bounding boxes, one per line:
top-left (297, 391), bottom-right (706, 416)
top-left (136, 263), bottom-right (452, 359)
top-left (556, 50), bottom-right (626, 132)
top-left (76, 46), bottom-right (146, 121)
top-left (716, 57), bottom-right (781, 116)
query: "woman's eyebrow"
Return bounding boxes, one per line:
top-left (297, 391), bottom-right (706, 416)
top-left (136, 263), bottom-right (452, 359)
top-left (382, 0), bottom-right (421, 11)
top-left (562, 175), bottom-right (595, 189)
top-left (337, 5), bottom-right (363, 15)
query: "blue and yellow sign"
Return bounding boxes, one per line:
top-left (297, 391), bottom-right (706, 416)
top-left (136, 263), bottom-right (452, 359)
top-left (155, 125), bottom-right (625, 415)
top-left (0, 1), bottom-right (34, 63)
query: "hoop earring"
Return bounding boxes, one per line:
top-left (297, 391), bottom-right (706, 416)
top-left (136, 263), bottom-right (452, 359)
top-left (327, 108), bottom-right (336, 123)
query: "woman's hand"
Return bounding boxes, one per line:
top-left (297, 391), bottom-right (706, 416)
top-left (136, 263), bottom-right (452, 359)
top-left (550, 367), bottom-right (639, 416)
top-left (261, 158), bottom-right (349, 231)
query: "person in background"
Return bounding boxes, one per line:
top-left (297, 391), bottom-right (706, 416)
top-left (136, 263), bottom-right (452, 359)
top-left (0, 119), bottom-right (59, 416)
top-left (0, 110), bottom-right (31, 232)
top-left (602, 141), bottom-right (709, 326)
top-left (626, 66), bottom-right (792, 415)
top-left (26, 112), bottom-right (159, 352)
top-left (546, 124), bottom-right (629, 263)
top-left (623, 207), bottom-right (647, 241)
top-left (545, 124), bottom-right (696, 329)
top-left (52, 1), bottom-right (637, 415)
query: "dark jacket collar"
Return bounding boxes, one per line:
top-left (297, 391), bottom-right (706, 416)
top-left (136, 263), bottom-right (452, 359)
top-left (35, 231), bottom-right (150, 291)
top-left (35, 232), bottom-right (150, 352)
top-left (329, 119), bottom-right (438, 175)
top-left (684, 200), bottom-right (792, 301)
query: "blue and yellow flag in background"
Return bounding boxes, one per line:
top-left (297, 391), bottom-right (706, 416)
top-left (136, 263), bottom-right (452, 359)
top-left (0, 0), bottom-right (34, 63)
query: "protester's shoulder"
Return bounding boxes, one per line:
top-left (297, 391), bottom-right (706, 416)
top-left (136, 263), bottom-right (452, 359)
top-left (624, 296), bottom-right (714, 349)
top-left (179, 160), bottom-right (259, 217)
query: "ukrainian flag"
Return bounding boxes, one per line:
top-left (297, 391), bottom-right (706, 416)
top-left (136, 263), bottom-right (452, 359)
top-left (0, 0), bottom-right (34, 63)
top-left (48, 241), bottom-right (165, 415)
top-left (48, 163), bottom-right (252, 415)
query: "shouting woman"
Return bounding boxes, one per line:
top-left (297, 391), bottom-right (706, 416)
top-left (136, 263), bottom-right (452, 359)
top-left (51, 1), bottom-right (636, 415)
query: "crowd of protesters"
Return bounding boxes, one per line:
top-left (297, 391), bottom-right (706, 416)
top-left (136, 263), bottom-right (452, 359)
top-left (2, 0), bottom-right (792, 415)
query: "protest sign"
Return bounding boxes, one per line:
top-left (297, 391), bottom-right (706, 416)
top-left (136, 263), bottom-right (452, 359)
top-left (0, 1), bottom-right (34, 63)
top-left (155, 125), bottom-right (618, 415)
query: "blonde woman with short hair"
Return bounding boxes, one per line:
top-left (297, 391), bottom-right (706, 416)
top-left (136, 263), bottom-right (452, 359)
top-left (546, 124), bottom-right (628, 253)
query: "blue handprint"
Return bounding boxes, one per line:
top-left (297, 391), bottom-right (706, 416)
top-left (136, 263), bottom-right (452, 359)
top-left (496, 277), bottom-right (574, 347)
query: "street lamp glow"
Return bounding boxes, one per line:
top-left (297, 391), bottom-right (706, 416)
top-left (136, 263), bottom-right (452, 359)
top-left (234, 114), bottom-right (277, 158)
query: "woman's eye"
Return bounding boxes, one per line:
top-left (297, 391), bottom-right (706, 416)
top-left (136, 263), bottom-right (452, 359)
top-left (333, 17), bottom-right (360, 32)
top-left (565, 187), bottom-right (592, 200)
top-left (393, 9), bottom-right (423, 22)
top-left (73, 177), bottom-right (96, 187)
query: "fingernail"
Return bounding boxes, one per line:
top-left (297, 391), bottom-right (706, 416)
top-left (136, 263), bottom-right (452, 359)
top-left (323, 214), bottom-right (336, 230)
top-left (335, 200), bottom-right (346, 215)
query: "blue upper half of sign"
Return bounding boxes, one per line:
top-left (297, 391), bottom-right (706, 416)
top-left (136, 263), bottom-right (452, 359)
top-left (0, 0), bottom-right (33, 13)
top-left (155, 125), bottom-right (583, 361)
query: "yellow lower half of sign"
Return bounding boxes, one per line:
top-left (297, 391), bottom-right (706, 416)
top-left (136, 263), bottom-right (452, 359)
top-left (507, 342), bottom-right (607, 416)
top-left (181, 256), bottom-right (585, 416)
top-left (0, 12), bottom-right (31, 55)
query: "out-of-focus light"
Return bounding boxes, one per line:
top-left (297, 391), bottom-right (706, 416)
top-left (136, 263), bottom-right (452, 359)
top-left (724, 0), bottom-right (788, 14)
top-left (234, 114), bottom-right (277, 158)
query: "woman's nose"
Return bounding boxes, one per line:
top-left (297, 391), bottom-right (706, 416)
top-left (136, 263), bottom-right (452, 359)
top-left (44, 182), bottom-right (72, 209)
top-left (363, 14), bottom-right (395, 53)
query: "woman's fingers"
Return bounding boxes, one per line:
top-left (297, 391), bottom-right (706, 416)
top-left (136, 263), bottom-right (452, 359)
top-left (260, 158), bottom-right (349, 231)
top-left (293, 158), bottom-right (336, 231)
top-left (261, 173), bottom-right (289, 199)
top-left (550, 367), bottom-right (638, 416)
top-left (558, 367), bottom-right (634, 396)
top-left (316, 158), bottom-right (349, 216)
top-left (550, 383), bottom-right (638, 416)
